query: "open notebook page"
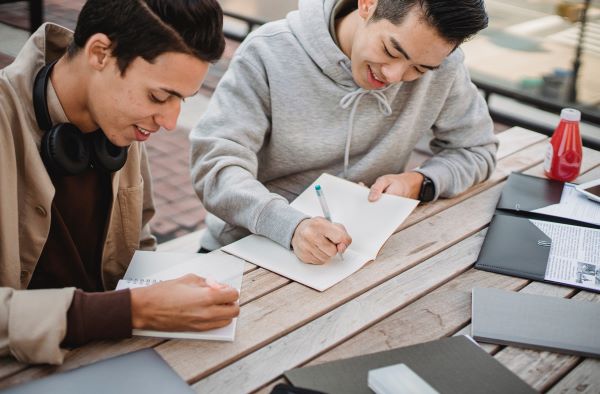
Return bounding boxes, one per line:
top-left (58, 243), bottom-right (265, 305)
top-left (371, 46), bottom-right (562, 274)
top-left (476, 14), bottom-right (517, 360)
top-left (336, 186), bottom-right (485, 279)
top-left (116, 251), bottom-right (244, 341)
top-left (223, 173), bottom-right (418, 291)
top-left (291, 173), bottom-right (419, 258)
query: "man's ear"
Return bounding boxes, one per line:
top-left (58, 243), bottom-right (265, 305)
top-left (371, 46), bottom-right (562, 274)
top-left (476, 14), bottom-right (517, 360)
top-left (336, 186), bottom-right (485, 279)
top-left (357, 0), bottom-right (377, 20)
top-left (84, 33), bottom-right (113, 71)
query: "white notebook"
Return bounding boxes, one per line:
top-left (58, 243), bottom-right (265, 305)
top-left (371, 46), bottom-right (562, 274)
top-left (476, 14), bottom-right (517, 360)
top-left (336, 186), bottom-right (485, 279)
top-left (222, 173), bottom-right (419, 291)
top-left (116, 250), bottom-right (244, 341)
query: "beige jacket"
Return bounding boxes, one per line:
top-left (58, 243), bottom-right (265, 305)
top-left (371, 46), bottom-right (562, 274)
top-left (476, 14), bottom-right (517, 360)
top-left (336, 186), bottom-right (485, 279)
top-left (0, 23), bottom-right (156, 364)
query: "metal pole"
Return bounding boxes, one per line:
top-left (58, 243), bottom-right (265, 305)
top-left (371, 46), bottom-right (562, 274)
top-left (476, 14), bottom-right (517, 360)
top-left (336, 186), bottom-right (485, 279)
top-left (28, 0), bottom-right (44, 33)
top-left (568, 0), bottom-right (592, 103)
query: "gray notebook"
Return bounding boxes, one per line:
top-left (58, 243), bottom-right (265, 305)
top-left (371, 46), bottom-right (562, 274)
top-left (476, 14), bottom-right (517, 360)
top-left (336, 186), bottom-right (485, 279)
top-left (0, 349), bottom-right (194, 394)
top-left (471, 287), bottom-right (600, 357)
top-left (284, 336), bottom-right (535, 394)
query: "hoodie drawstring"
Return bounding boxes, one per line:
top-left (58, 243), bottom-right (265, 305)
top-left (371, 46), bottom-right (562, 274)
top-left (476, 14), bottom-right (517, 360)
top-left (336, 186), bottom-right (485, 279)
top-left (339, 87), bottom-right (393, 179)
top-left (337, 60), bottom-right (393, 179)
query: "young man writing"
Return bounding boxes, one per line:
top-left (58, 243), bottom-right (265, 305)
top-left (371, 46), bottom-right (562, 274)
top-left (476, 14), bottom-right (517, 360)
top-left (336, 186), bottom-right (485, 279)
top-left (0, 0), bottom-right (239, 364)
top-left (191, 0), bottom-right (498, 264)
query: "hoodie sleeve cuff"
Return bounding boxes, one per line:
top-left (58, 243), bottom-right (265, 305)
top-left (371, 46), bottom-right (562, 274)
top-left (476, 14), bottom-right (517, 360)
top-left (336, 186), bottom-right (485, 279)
top-left (415, 160), bottom-right (455, 201)
top-left (254, 199), bottom-right (309, 249)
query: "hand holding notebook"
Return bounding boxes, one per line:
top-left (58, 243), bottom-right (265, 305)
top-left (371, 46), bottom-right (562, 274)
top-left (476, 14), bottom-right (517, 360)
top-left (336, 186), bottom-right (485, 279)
top-left (116, 251), bottom-right (245, 341)
top-left (223, 173), bottom-right (419, 291)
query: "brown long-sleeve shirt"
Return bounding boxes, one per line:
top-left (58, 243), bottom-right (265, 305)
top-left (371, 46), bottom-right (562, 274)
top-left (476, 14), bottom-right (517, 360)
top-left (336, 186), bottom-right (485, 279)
top-left (29, 168), bottom-right (132, 346)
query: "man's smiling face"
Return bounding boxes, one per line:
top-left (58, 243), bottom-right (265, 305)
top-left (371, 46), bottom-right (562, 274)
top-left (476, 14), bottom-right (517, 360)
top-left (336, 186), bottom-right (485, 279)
top-left (88, 51), bottom-right (209, 146)
top-left (349, 4), bottom-right (454, 89)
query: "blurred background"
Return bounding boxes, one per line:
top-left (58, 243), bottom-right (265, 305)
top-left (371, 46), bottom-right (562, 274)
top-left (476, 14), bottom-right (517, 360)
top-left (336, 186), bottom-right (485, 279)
top-left (1, 0), bottom-right (599, 243)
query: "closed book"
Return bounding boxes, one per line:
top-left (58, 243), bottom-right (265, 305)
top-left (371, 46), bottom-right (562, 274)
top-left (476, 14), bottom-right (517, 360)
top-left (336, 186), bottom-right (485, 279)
top-left (472, 287), bottom-right (600, 357)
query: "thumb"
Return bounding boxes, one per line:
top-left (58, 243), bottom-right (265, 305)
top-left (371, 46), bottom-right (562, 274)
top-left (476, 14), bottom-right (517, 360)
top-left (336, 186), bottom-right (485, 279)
top-left (369, 177), bottom-right (391, 202)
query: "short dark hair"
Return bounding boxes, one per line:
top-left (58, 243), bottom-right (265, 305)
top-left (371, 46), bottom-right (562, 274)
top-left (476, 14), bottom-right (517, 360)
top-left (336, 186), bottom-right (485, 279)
top-left (371, 0), bottom-right (488, 45)
top-left (67, 0), bottom-right (225, 74)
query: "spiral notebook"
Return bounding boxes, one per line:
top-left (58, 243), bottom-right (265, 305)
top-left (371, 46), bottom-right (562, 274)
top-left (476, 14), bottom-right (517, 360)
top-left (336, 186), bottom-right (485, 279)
top-left (116, 250), bottom-right (244, 341)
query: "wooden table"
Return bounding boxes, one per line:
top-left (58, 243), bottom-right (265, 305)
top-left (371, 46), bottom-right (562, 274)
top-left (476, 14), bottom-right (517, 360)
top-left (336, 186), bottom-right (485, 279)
top-left (1, 127), bottom-right (599, 393)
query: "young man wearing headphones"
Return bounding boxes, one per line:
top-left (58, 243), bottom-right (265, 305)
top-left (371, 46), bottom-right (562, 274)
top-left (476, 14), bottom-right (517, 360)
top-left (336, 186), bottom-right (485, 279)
top-left (0, 0), bottom-right (239, 364)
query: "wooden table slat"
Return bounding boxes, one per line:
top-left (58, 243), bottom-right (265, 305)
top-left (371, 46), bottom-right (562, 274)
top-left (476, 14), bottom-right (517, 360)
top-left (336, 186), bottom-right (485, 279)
top-left (240, 268), bottom-right (290, 305)
top-left (547, 358), bottom-right (600, 394)
top-left (495, 127), bottom-right (547, 160)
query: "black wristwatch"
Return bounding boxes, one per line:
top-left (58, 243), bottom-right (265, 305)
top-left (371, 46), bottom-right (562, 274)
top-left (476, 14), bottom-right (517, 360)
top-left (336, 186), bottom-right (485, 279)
top-left (418, 175), bottom-right (435, 202)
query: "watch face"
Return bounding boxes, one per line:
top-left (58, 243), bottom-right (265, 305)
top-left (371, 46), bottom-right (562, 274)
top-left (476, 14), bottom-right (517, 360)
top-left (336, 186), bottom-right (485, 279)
top-left (420, 177), bottom-right (435, 202)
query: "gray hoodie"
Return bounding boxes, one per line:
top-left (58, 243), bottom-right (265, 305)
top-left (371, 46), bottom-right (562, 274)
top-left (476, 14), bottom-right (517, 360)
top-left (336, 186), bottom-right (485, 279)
top-left (190, 0), bottom-right (498, 251)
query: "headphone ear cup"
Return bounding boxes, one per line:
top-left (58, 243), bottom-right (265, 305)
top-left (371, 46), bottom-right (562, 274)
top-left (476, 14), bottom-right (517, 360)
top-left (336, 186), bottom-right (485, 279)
top-left (91, 131), bottom-right (128, 173)
top-left (41, 123), bottom-right (91, 176)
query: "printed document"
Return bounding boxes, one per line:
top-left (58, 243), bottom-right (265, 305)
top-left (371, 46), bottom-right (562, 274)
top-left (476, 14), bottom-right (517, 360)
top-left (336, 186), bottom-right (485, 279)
top-left (531, 220), bottom-right (600, 291)
top-left (116, 250), bottom-right (244, 341)
top-left (223, 173), bottom-right (419, 291)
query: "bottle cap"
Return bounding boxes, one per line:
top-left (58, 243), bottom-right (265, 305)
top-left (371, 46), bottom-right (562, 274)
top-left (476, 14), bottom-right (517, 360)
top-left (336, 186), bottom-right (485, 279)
top-left (560, 108), bottom-right (581, 122)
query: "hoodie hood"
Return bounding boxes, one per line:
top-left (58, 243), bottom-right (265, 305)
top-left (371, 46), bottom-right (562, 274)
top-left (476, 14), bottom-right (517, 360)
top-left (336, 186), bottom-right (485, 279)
top-left (288, 0), bottom-right (356, 88)
top-left (288, 0), bottom-right (396, 177)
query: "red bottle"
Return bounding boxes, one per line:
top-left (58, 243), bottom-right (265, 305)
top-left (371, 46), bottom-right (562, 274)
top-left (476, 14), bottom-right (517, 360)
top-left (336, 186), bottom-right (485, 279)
top-left (544, 108), bottom-right (583, 182)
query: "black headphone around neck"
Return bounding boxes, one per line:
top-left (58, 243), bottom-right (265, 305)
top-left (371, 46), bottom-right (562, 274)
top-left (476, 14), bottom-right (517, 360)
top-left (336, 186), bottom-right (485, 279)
top-left (33, 60), bottom-right (127, 176)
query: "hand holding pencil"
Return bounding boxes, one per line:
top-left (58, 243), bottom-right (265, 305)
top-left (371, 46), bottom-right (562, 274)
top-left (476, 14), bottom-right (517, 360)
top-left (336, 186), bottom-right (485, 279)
top-left (290, 184), bottom-right (352, 265)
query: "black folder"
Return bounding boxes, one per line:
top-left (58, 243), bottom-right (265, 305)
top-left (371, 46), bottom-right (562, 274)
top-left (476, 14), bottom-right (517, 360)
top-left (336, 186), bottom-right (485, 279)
top-left (0, 349), bottom-right (193, 394)
top-left (496, 172), bottom-right (564, 213)
top-left (283, 336), bottom-right (535, 394)
top-left (475, 172), bottom-right (600, 293)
